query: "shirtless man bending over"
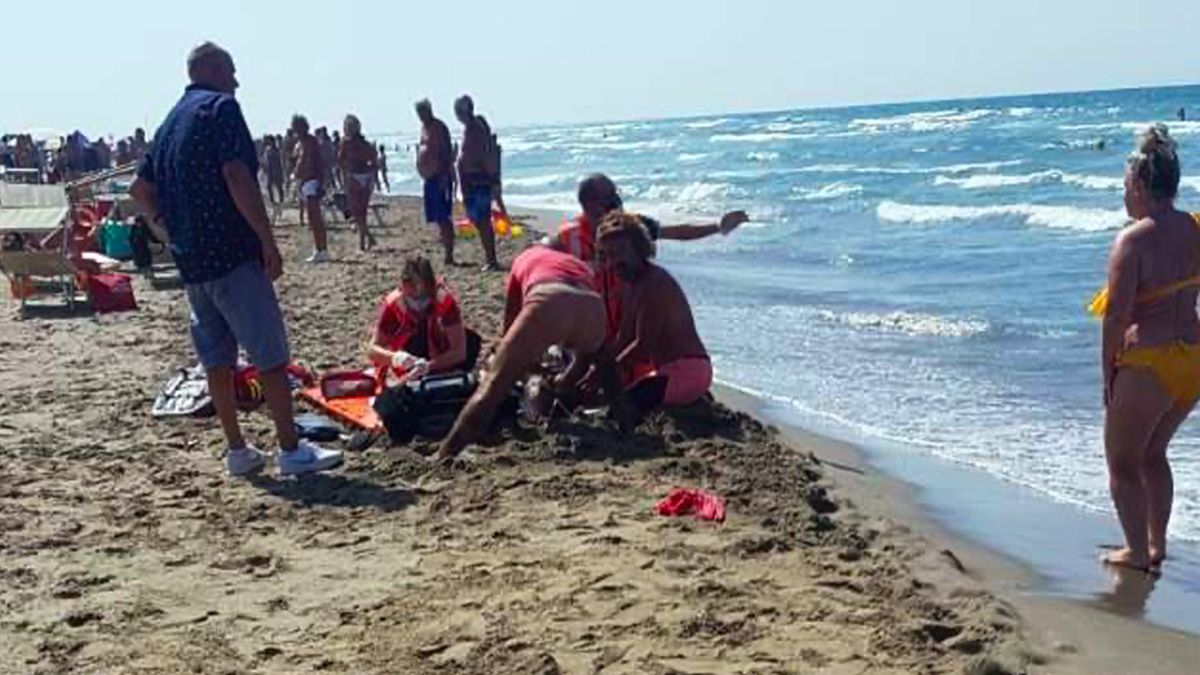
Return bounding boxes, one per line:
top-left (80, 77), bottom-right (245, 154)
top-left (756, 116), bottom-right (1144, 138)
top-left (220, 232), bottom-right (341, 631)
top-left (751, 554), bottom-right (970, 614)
top-left (598, 212), bottom-right (713, 415)
top-left (437, 245), bottom-right (627, 459)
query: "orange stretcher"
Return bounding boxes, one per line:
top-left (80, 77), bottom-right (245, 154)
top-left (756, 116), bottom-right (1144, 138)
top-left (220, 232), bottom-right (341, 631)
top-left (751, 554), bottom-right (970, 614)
top-left (298, 387), bottom-right (384, 432)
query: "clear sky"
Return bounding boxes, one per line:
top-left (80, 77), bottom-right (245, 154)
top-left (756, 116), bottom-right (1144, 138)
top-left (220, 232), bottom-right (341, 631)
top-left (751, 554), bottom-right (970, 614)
top-left (5, 0), bottom-right (1198, 139)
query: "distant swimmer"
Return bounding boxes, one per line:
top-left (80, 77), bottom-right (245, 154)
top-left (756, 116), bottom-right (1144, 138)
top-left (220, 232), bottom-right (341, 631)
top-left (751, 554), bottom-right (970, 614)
top-left (1179, 107), bottom-right (1186, 121)
top-left (1091, 124), bottom-right (1196, 574)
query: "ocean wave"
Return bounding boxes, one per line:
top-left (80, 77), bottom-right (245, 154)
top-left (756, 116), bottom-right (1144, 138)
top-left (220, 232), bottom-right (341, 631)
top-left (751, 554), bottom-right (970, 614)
top-left (1006, 107), bottom-right (1037, 117)
top-left (796, 160), bottom-right (1023, 176)
top-left (710, 132), bottom-right (805, 143)
top-left (504, 173), bottom-right (577, 189)
top-left (565, 139), bottom-right (675, 152)
top-left (877, 200), bottom-right (1126, 232)
top-left (1059, 120), bottom-right (1200, 136)
top-left (677, 181), bottom-right (733, 202)
top-left (505, 192), bottom-right (579, 213)
top-left (934, 170), bottom-right (1123, 191)
top-left (790, 182), bottom-right (863, 202)
top-left (685, 118), bottom-right (732, 129)
top-left (851, 108), bottom-right (997, 132)
top-left (817, 309), bottom-right (990, 338)
top-left (747, 151), bottom-right (779, 162)
top-left (762, 121), bottom-right (828, 132)
top-left (631, 181), bottom-right (733, 204)
top-left (678, 152), bottom-right (711, 163)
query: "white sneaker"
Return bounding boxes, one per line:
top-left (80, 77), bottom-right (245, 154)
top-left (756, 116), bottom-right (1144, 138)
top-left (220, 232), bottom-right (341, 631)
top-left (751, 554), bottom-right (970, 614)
top-left (277, 440), bottom-right (343, 476)
top-left (305, 250), bottom-right (330, 264)
top-left (226, 446), bottom-right (268, 476)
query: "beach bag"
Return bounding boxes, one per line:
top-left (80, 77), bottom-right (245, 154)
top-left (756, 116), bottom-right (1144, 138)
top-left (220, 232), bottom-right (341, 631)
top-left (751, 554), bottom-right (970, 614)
top-left (152, 366), bottom-right (214, 418)
top-left (99, 221), bottom-right (133, 260)
top-left (374, 372), bottom-right (476, 443)
top-left (373, 371), bottom-right (522, 444)
top-left (129, 219), bottom-right (157, 270)
top-left (234, 364), bottom-right (266, 412)
top-left (87, 273), bottom-right (137, 313)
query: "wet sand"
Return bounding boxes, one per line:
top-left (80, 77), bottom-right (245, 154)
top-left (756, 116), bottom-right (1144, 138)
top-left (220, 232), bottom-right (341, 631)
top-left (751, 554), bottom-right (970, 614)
top-left (0, 197), bottom-right (1190, 673)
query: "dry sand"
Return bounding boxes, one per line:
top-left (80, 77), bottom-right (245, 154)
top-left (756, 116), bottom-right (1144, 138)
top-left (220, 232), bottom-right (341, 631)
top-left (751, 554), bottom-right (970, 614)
top-left (0, 198), bottom-right (1161, 674)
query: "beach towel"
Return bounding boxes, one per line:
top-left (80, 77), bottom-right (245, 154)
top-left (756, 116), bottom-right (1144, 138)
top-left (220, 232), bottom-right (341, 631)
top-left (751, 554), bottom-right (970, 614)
top-left (655, 488), bottom-right (727, 523)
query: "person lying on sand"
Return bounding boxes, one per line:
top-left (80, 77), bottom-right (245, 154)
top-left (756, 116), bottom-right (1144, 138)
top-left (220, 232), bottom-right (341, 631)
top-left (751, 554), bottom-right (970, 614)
top-left (437, 245), bottom-right (630, 459)
top-left (550, 173), bottom-right (749, 266)
top-left (1095, 124), bottom-right (1198, 574)
top-left (593, 212), bottom-right (713, 416)
top-left (368, 256), bottom-right (480, 385)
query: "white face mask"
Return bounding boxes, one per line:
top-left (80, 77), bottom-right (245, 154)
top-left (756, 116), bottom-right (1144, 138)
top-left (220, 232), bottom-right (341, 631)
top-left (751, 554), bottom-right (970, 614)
top-left (405, 296), bottom-right (431, 313)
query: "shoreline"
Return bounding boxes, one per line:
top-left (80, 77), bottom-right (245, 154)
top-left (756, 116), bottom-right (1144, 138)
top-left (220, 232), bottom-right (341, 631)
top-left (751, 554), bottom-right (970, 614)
top-left (494, 195), bottom-right (1200, 667)
top-left (713, 383), bottom-right (1200, 673)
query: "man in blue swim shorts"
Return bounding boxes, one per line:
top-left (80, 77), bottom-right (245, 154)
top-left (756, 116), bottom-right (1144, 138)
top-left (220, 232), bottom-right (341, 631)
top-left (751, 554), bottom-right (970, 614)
top-left (454, 94), bottom-right (501, 271)
top-left (415, 99), bottom-right (457, 265)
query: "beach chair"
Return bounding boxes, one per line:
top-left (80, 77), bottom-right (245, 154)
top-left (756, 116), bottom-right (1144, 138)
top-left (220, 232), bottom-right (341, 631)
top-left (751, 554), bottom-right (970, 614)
top-left (368, 198), bottom-right (391, 228)
top-left (0, 183), bottom-right (83, 317)
top-left (0, 249), bottom-right (83, 317)
top-left (0, 183), bottom-right (71, 235)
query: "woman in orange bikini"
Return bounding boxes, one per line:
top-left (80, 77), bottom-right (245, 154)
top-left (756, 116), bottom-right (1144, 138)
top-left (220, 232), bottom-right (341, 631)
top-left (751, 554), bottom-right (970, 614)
top-left (1095, 124), bottom-right (1199, 573)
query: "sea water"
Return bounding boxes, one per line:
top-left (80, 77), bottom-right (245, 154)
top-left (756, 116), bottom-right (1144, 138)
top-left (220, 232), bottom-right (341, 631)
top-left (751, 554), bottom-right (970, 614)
top-left (386, 85), bottom-right (1200, 546)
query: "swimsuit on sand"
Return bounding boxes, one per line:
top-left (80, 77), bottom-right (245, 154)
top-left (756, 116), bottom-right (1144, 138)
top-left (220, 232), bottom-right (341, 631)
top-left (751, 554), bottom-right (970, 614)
top-left (1091, 213), bottom-right (1200, 402)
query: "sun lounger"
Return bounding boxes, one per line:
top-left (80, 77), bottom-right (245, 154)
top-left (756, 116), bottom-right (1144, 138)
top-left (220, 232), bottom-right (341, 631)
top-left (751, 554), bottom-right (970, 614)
top-left (0, 250), bottom-right (82, 317)
top-left (0, 183), bottom-right (70, 236)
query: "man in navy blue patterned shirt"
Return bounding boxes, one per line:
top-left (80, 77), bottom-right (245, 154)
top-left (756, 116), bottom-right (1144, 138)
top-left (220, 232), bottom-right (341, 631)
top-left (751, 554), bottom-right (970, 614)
top-left (132, 43), bottom-right (341, 477)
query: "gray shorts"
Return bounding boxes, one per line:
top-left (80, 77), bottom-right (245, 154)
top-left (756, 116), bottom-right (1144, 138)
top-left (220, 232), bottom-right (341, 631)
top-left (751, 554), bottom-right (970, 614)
top-left (186, 261), bottom-right (291, 371)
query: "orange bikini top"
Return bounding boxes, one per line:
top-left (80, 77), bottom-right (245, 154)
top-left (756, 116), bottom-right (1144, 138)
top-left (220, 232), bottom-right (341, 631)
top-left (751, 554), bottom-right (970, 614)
top-left (1089, 213), bottom-right (1200, 317)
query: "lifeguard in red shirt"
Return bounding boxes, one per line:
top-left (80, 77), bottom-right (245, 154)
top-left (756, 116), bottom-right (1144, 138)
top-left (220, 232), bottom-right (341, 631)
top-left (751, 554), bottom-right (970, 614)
top-left (368, 257), bottom-right (481, 383)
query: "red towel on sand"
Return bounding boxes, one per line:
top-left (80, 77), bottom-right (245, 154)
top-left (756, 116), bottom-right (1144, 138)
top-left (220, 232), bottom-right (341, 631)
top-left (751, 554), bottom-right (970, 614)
top-left (655, 488), bottom-right (726, 522)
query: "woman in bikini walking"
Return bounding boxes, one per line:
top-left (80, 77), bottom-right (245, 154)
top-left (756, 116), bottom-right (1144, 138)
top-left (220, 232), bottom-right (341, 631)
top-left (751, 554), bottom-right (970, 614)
top-left (338, 114), bottom-right (380, 252)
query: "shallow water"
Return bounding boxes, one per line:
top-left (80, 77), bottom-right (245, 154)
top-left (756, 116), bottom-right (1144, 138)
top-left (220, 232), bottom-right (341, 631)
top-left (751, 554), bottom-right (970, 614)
top-left (385, 85), bottom-right (1200, 547)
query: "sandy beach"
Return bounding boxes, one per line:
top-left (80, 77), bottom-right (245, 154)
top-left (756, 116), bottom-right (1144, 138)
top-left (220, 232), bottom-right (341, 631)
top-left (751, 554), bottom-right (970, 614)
top-left (0, 197), bottom-right (1196, 674)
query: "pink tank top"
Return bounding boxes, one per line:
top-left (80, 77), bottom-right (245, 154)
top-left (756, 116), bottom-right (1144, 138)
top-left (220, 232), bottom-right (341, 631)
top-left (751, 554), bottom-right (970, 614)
top-left (508, 246), bottom-right (597, 295)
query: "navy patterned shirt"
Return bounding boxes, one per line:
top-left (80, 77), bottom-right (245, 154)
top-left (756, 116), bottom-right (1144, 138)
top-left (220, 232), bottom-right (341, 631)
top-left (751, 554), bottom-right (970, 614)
top-left (138, 85), bottom-right (261, 284)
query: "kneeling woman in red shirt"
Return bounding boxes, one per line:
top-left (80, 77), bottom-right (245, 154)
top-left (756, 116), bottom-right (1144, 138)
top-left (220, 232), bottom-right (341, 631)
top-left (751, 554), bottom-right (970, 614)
top-left (368, 257), bottom-right (481, 383)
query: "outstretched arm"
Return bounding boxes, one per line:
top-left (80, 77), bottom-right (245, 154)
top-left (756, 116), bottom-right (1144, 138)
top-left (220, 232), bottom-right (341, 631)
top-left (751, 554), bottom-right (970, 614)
top-left (657, 210), bottom-right (749, 241)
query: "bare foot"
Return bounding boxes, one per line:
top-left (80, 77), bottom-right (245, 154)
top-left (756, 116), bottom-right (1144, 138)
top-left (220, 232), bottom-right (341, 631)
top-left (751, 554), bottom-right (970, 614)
top-left (1149, 547), bottom-right (1167, 567)
top-left (1101, 548), bottom-right (1157, 574)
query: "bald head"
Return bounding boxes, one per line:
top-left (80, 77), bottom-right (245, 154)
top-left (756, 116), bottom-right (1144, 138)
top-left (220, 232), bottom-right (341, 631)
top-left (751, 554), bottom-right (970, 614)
top-left (187, 42), bottom-right (238, 94)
